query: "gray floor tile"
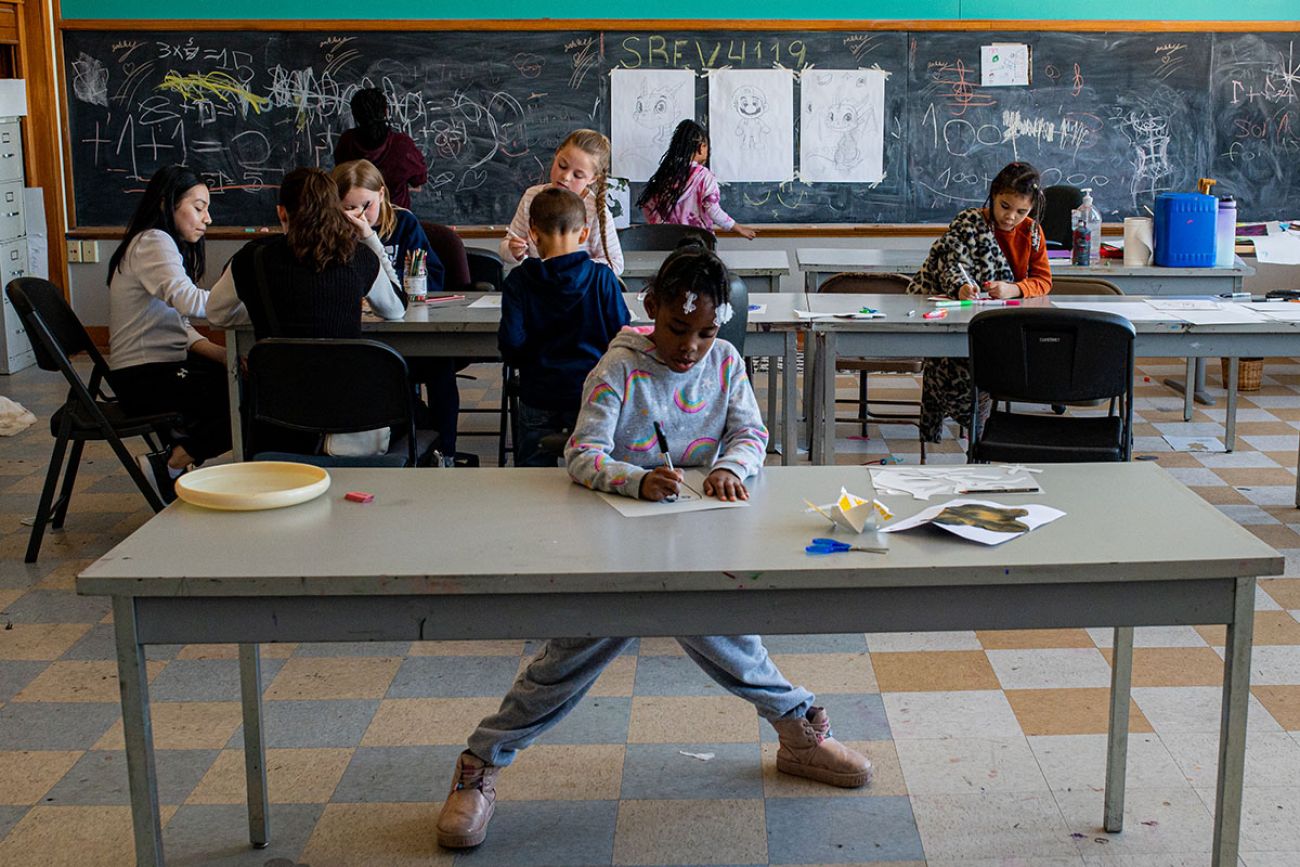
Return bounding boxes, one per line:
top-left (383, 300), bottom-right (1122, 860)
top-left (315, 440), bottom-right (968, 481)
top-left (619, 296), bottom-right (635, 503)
top-left (760, 633), bottom-right (869, 654)
top-left (0, 701), bottom-right (120, 749)
top-left (386, 656), bottom-right (522, 698)
top-left (42, 749), bottom-right (219, 805)
top-left (0, 805), bottom-right (28, 840)
top-left (533, 696), bottom-right (631, 746)
top-left (632, 654), bottom-right (731, 696)
top-left (453, 800), bottom-right (617, 866)
top-left (522, 637), bottom-right (639, 657)
top-left (620, 743), bottom-right (763, 800)
top-left (765, 795), bottom-right (925, 863)
top-left (332, 744), bottom-right (463, 802)
top-left (60, 623), bottom-right (180, 660)
top-left (0, 660), bottom-right (48, 701)
top-left (225, 699), bottom-right (381, 749)
top-left (759, 693), bottom-right (892, 743)
top-left (162, 804), bottom-right (323, 867)
top-left (149, 658), bottom-right (285, 702)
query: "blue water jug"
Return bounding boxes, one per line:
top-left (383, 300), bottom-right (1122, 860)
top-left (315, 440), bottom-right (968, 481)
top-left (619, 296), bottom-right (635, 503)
top-left (1153, 193), bottom-right (1217, 268)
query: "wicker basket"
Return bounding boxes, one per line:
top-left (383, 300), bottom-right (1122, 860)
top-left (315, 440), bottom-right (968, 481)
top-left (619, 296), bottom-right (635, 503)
top-left (1221, 357), bottom-right (1263, 392)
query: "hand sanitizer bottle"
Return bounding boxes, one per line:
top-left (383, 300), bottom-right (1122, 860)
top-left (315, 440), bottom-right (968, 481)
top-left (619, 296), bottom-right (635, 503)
top-left (1071, 188), bottom-right (1102, 266)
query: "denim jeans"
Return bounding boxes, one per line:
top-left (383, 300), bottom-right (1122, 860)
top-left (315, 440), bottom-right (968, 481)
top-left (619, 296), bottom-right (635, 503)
top-left (516, 403), bottom-right (579, 468)
top-left (467, 635), bottom-right (814, 766)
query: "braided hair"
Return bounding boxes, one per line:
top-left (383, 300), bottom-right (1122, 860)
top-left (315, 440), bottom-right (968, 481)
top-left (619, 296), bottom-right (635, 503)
top-left (647, 238), bottom-right (731, 313)
top-left (637, 120), bottom-right (707, 222)
top-left (557, 129), bottom-right (612, 264)
top-left (349, 88), bottom-right (390, 150)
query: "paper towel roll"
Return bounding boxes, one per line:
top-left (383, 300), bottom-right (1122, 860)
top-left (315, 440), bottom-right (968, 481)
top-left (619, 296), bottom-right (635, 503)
top-left (1124, 217), bottom-right (1154, 266)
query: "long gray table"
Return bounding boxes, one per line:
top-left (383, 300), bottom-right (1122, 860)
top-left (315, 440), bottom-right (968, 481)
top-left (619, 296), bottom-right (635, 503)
top-left (78, 464), bottom-right (1279, 866)
top-left (223, 292), bottom-right (802, 465)
top-left (623, 248), bottom-right (790, 293)
top-left (803, 294), bottom-right (1300, 489)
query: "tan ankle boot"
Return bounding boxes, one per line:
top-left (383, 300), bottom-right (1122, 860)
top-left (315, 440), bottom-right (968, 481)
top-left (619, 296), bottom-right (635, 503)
top-left (771, 706), bottom-right (872, 788)
top-left (435, 750), bottom-right (500, 848)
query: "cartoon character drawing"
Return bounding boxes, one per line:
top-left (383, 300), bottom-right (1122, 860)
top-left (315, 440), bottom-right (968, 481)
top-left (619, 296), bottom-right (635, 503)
top-left (824, 100), bottom-right (868, 171)
top-left (732, 85), bottom-right (770, 150)
top-left (633, 80), bottom-right (687, 146)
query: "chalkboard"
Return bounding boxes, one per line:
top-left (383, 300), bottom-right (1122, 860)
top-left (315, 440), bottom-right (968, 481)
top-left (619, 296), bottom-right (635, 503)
top-left (62, 28), bottom-right (1299, 226)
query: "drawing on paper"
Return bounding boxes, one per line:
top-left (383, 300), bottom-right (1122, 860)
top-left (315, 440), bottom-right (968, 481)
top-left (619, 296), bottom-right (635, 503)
top-left (610, 68), bottom-right (695, 182)
top-left (800, 69), bottom-right (886, 184)
top-left (72, 52), bottom-right (109, 107)
top-left (708, 68), bottom-right (794, 183)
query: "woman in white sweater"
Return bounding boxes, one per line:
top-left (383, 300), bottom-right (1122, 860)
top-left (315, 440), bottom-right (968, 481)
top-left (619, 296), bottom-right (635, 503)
top-left (107, 165), bottom-right (242, 498)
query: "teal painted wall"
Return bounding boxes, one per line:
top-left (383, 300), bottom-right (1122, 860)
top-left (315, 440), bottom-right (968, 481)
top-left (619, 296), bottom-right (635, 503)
top-left (56, 0), bottom-right (1300, 21)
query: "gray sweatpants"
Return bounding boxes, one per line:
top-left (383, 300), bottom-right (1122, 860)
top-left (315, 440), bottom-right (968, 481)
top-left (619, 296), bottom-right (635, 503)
top-left (467, 635), bottom-right (815, 767)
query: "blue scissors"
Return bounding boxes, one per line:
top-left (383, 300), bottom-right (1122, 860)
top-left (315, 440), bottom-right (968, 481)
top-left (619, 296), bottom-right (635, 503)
top-left (805, 537), bottom-right (888, 555)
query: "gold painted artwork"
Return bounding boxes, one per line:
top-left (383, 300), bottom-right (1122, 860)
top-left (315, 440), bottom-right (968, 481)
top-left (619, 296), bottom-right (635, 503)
top-left (933, 504), bottom-right (1030, 534)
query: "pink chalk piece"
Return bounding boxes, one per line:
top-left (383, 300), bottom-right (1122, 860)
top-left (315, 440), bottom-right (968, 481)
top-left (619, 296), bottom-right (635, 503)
top-left (344, 491), bottom-right (375, 504)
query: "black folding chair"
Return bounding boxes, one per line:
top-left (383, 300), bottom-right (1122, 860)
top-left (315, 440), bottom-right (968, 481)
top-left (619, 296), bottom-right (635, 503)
top-left (968, 307), bottom-right (1135, 464)
top-left (245, 338), bottom-right (439, 467)
top-left (5, 277), bottom-right (179, 562)
top-left (618, 224), bottom-right (717, 251)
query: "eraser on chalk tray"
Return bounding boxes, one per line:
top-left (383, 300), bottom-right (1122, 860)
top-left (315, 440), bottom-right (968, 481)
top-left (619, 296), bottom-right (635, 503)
top-left (345, 491), bottom-right (375, 503)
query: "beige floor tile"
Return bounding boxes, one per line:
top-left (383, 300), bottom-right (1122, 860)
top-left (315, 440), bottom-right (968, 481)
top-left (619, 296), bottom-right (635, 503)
top-left (495, 743), bottom-right (624, 800)
top-left (1197, 610), bottom-right (1300, 646)
top-left (872, 650), bottom-right (1000, 692)
top-left (0, 804), bottom-right (177, 866)
top-left (95, 701), bottom-right (243, 750)
top-left (1005, 688), bottom-right (1153, 736)
top-left (589, 654), bottom-right (637, 697)
top-left (1189, 485), bottom-right (1251, 505)
top-left (0, 623), bottom-right (91, 660)
top-left (409, 639), bottom-right (525, 656)
top-left (977, 628), bottom-right (1095, 649)
top-left (264, 656), bottom-right (401, 700)
top-left (1217, 468), bottom-right (1293, 487)
top-left (768, 652), bottom-right (877, 693)
top-left (1099, 647), bottom-right (1225, 687)
top-left (638, 636), bottom-right (687, 656)
top-left (1262, 579), bottom-right (1300, 610)
top-left (186, 747), bottom-right (352, 804)
top-left (13, 659), bottom-right (166, 703)
top-left (361, 697), bottom-right (502, 746)
top-left (0, 750), bottom-right (83, 805)
top-left (33, 560), bottom-right (96, 592)
top-left (613, 798), bottom-right (767, 865)
top-left (299, 802), bottom-right (453, 867)
top-left (1248, 523), bottom-right (1300, 549)
top-left (627, 695), bottom-right (759, 743)
top-left (761, 739), bottom-right (904, 797)
top-left (1253, 686), bottom-right (1300, 730)
top-left (175, 643), bottom-right (297, 659)
top-left (0, 587), bottom-right (25, 610)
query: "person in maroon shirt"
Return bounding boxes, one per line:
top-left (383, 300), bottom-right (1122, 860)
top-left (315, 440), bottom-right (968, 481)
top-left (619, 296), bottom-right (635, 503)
top-left (333, 88), bottom-right (428, 210)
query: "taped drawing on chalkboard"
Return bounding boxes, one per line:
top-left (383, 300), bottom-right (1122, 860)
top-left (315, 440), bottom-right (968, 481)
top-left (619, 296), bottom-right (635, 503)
top-left (800, 69), bottom-right (886, 183)
top-left (610, 68), bottom-right (695, 182)
top-left (708, 68), bottom-right (794, 183)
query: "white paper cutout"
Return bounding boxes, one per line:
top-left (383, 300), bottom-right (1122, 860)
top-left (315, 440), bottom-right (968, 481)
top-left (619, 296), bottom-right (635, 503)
top-left (881, 499), bottom-right (1064, 546)
top-left (799, 69), bottom-right (886, 184)
top-left (708, 69), bottom-right (794, 183)
top-left (804, 488), bottom-right (893, 534)
top-left (610, 69), bottom-right (696, 182)
top-left (980, 44), bottom-right (1031, 87)
top-left (606, 176), bottom-right (632, 229)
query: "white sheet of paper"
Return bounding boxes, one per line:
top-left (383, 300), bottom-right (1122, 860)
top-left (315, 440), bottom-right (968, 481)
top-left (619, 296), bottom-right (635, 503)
top-left (708, 68), bottom-right (794, 182)
top-left (610, 68), bottom-right (696, 182)
top-left (1051, 301), bottom-right (1179, 322)
top-left (881, 499), bottom-right (1064, 545)
top-left (799, 69), bottom-right (886, 183)
top-left (1251, 232), bottom-right (1300, 265)
top-left (870, 465), bottom-right (1042, 501)
top-left (1146, 299), bottom-right (1221, 311)
top-left (980, 43), bottom-right (1031, 87)
top-left (1163, 435), bottom-right (1224, 452)
top-left (1251, 303), bottom-right (1300, 322)
top-left (1167, 305), bottom-right (1269, 325)
top-left (597, 471), bottom-right (750, 518)
top-left (793, 309), bottom-right (884, 320)
top-left (467, 296), bottom-right (502, 309)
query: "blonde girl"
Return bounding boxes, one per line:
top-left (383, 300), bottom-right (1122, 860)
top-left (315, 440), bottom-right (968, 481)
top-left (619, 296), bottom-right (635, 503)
top-left (500, 129), bottom-right (624, 275)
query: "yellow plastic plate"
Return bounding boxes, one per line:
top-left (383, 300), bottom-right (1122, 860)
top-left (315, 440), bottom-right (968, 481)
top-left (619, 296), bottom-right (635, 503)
top-left (174, 462), bottom-right (331, 511)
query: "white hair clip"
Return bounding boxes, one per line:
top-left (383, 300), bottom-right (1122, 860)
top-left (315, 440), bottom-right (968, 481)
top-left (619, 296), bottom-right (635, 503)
top-left (714, 302), bottom-right (734, 327)
top-left (682, 291), bottom-right (697, 314)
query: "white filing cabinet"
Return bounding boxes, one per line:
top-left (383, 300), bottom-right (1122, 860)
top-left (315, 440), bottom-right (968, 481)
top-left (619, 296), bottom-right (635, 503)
top-left (0, 116), bottom-right (31, 373)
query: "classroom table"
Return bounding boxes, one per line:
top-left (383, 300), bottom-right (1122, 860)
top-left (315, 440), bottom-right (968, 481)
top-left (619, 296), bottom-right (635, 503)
top-left (622, 248), bottom-right (790, 293)
top-left (222, 292), bottom-right (802, 465)
top-left (78, 463), bottom-right (1280, 867)
top-left (801, 294), bottom-right (1300, 474)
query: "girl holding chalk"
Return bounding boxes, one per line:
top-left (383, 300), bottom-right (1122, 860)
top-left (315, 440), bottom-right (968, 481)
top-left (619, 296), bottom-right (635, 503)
top-left (499, 129), bottom-right (624, 275)
top-left (907, 161), bottom-right (1053, 443)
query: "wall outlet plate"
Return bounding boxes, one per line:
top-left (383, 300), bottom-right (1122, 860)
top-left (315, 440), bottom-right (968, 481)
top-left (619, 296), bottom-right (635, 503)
top-left (81, 240), bottom-right (99, 263)
top-left (66, 240), bottom-right (81, 263)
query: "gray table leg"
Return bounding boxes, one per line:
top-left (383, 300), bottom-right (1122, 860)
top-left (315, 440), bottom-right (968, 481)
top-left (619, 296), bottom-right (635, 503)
top-left (226, 338), bottom-right (243, 460)
top-left (1103, 625), bottom-right (1134, 833)
top-left (783, 333), bottom-right (797, 466)
top-left (1295, 431), bottom-right (1300, 508)
top-left (819, 332), bottom-right (838, 465)
top-left (1225, 357), bottom-right (1238, 452)
top-left (113, 596), bottom-right (164, 867)
top-left (239, 644), bottom-right (270, 848)
top-left (765, 355), bottom-right (779, 458)
top-left (804, 332), bottom-right (819, 464)
top-left (1212, 576), bottom-right (1256, 867)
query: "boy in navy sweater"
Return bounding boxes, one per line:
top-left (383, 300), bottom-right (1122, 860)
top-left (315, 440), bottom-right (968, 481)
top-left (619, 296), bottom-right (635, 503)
top-left (500, 187), bottom-right (631, 466)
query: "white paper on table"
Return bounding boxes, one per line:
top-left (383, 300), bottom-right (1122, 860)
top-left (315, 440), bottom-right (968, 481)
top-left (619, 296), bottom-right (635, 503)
top-left (881, 499), bottom-right (1064, 545)
top-left (799, 69), bottom-right (886, 184)
top-left (980, 43), bottom-right (1031, 87)
top-left (597, 471), bottom-right (749, 518)
top-left (1166, 305), bottom-right (1269, 325)
top-left (1250, 302), bottom-right (1300, 322)
top-left (1251, 232), bottom-right (1300, 265)
top-left (467, 296), bottom-right (502, 309)
top-left (1146, 299), bottom-right (1221, 311)
top-left (610, 68), bottom-right (696, 182)
top-left (707, 68), bottom-right (794, 183)
top-left (793, 309), bottom-right (884, 320)
top-left (1163, 435), bottom-right (1224, 452)
top-left (1051, 301), bottom-right (1180, 322)
top-left (804, 486), bottom-right (893, 534)
top-left (870, 465), bottom-right (1041, 501)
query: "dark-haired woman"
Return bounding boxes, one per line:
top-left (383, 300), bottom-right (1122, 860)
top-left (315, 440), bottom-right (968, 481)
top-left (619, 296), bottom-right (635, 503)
top-left (637, 119), bottom-right (757, 239)
top-left (333, 87), bottom-right (427, 210)
top-left (107, 165), bottom-right (238, 498)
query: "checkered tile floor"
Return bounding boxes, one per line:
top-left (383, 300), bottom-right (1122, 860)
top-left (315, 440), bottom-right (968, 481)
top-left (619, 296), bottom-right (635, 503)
top-left (2, 358), bottom-right (1300, 865)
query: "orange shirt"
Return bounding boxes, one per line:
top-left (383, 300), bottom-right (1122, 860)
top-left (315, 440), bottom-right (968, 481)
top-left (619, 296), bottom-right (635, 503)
top-left (991, 217), bottom-right (1052, 297)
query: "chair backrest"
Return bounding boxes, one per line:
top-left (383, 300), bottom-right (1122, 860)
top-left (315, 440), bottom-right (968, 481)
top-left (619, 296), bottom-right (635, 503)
top-left (246, 338), bottom-right (416, 463)
top-left (466, 248), bottom-right (505, 291)
top-left (717, 272), bottom-right (749, 355)
top-left (6, 277), bottom-right (107, 376)
top-left (618, 224), bottom-right (717, 252)
top-left (818, 271), bottom-right (913, 295)
top-left (1051, 276), bottom-right (1123, 296)
top-left (1042, 185), bottom-right (1084, 249)
top-left (420, 221), bottom-right (473, 290)
top-left (968, 307), bottom-right (1135, 406)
